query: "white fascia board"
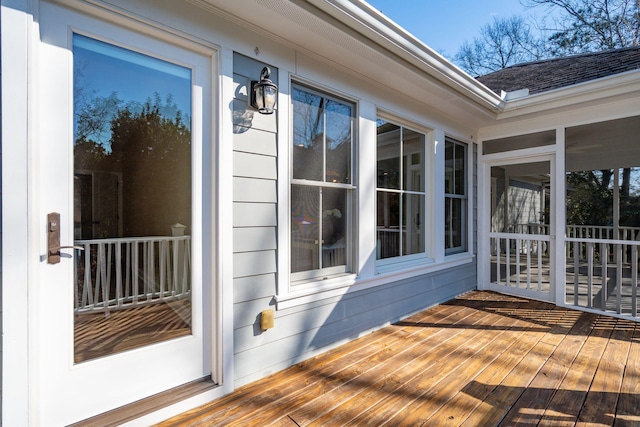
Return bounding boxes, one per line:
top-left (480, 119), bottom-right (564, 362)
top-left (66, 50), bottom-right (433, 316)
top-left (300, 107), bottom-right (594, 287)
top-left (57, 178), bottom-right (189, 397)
top-left (498, 69), bottom-right (640, 120)
top-left (304, 0), bottom-right (504, 111)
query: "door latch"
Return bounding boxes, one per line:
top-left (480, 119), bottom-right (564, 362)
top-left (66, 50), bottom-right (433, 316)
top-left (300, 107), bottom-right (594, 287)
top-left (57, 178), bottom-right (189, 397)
top-left (47, 212), bottom-right (84, 264)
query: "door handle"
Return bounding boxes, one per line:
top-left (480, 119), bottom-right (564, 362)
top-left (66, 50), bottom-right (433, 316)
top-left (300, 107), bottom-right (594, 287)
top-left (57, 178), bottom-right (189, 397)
top-left (47, 212), bottom-right (84, 264)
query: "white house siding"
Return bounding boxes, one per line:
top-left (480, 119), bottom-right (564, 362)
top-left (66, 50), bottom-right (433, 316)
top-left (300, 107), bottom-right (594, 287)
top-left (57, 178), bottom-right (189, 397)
top-left (508, 179), bottom-right (543, 227)
top-left (230, 54), bottom-right (478, 387)
top-left (233, 263), bottom-right (477, 385)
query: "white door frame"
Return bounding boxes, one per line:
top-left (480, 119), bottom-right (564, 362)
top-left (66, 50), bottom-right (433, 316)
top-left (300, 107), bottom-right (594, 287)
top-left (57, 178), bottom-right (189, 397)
top-left (1, 1), bottom-right (233, 425)
top-left (478, 145), bottom-right (563, 303)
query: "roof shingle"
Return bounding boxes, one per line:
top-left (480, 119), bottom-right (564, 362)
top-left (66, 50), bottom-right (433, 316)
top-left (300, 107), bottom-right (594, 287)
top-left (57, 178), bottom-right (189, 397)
top-left (476, 46), bottom-right (640, 96)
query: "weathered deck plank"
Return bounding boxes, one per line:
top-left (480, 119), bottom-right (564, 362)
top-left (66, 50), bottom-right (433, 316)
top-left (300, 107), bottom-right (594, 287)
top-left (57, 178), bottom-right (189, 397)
top-left (155, 291), bottom-right (640, 427)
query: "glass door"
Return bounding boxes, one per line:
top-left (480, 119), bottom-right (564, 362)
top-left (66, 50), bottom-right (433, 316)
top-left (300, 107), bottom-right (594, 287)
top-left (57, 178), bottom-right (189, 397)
top-left (37, 4), bottom-right (212, 424)
top-left (488, 156), bottom-right (554, 301)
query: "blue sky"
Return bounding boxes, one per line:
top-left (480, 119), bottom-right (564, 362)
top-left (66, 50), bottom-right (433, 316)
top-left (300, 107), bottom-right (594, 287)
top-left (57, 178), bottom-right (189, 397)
top-left (365, 0), bottom-right (548, 59)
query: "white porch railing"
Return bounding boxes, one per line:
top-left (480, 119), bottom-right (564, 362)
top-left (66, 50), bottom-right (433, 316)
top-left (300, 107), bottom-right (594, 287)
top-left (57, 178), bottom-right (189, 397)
top-left (566, 237), bottom-right (640, 318)
top-left (509, 223), bottom-right (550, 235)
top-left (510, 224), bottom-right (640, 241)
top-left (74, 236), bottom-right (191, 313)
top-left (490, 232), bottom-right (552, 292)
top-left (498, 223), bottom-right (640, 319)
top-left (566, 225), bottom-right (640, 240)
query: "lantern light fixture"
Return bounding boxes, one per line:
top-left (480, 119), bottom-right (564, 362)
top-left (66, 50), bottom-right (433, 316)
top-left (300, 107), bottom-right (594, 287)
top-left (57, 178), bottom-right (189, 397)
top-left (250, 66), bottom-right (278, 114)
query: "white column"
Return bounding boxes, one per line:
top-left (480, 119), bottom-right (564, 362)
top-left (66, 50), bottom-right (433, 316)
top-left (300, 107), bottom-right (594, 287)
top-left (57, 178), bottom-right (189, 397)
top-left (477, 140), bottom-right (489, 290)
top-left (613, 168), bottom-right (620, 239)
top-left (554, 127), bottom-right (567, 306)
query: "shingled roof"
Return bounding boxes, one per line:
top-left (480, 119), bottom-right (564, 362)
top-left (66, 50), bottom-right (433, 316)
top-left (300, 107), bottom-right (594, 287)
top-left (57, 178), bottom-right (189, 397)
top-left (476, 46), bottom-right (640, 96)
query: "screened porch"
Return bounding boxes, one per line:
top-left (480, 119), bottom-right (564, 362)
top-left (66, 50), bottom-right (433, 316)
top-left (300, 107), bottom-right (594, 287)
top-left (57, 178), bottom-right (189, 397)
top-left (486, 115), bottom-right (640, 321)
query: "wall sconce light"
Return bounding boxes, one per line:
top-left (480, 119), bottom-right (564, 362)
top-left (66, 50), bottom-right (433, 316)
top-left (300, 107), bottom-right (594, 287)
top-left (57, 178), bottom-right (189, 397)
top-left (250, 66), bottom-right (278, 114)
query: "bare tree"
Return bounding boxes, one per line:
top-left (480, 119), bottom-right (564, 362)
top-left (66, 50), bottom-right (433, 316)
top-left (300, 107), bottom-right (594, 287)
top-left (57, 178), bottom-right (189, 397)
top-left (454, 15), bottom-right (547, 75)
top-left (523, 0), bottom-right (640, 55)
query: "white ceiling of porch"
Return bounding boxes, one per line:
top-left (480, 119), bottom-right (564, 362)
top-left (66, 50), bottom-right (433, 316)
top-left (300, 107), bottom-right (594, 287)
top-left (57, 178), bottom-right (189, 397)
top-left (566, 115), bottom-right (640, 172)
top-left (484, 115), bottom-right (640, 173)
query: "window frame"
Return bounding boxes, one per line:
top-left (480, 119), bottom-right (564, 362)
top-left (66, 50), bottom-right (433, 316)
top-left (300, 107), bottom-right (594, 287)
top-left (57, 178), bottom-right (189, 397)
top-left (289, 82), bottom-right (358, 285)
top-left (375, 116), bottom-right (431, 268)
top-left (445, 137), bottom-right (469, 255)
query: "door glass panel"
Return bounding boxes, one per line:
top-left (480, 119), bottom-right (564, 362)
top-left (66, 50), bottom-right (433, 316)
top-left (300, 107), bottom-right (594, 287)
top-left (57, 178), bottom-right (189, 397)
top-left (73, 34), bottom-right (192, 363)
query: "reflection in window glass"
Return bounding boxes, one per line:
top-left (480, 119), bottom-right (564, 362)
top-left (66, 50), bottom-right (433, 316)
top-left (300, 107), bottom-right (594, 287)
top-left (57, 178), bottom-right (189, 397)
top-left (291, 85), bottom-right (355, 280)
top-left (73, 34), bottom-right (192, 363)
top-left (376, 119), bottom-right (426, 260)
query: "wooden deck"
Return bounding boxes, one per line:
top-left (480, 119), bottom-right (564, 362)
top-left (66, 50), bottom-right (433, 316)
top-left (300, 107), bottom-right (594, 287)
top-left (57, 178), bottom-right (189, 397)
top-left (157, 291), bottom-right (640, 426)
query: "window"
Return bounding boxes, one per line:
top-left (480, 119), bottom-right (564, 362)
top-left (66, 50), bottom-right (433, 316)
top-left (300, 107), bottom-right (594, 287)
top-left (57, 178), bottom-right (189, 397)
top-left (291, 84), bottom-right (355, 281)
top-left (376, 119), bottom-right (426, 261)
top-left (445, 138), bottom-right (468, 254)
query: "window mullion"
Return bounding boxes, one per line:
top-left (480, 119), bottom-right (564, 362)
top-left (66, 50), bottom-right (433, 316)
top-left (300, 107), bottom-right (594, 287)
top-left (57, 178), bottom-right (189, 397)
top-left (399, 127), bottom-right (404, 256)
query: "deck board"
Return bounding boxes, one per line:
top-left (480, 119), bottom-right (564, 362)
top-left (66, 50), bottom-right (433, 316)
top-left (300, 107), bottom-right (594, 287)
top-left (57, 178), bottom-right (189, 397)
top-left (156, 291), bottom-right (640, 426)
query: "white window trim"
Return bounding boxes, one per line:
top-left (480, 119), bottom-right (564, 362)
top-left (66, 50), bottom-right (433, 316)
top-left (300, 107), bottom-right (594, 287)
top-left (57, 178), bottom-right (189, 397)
top-left (444, 137), bottom-right (471, 256)
top-left (275, 98), bottom-right (476, 308)
top-left (373, 114), bottom-right (434, 271)
top-left (285, 80), bottom-right (359, 292)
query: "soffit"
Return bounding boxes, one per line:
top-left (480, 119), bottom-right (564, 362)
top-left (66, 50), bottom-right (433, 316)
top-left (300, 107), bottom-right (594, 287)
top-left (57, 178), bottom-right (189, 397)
top-left (194, 0), bottom-right (501, 127)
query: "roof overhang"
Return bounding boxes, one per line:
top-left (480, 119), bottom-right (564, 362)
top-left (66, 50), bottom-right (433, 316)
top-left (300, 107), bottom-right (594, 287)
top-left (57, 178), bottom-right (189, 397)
top-left (497, 69), bottom-right (640, 120)
top-left (190, 0), bottom-right (640, 129)
top-left (192, 0), bottom-right (504, 127)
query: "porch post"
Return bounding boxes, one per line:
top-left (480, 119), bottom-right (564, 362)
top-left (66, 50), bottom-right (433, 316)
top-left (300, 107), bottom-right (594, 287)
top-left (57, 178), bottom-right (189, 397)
top-left (477, 139), bottom-right (489, 290)
top-left (554, 127), bottom-right (566, 306)
top-left (613, 168), bottom-right (620, 240)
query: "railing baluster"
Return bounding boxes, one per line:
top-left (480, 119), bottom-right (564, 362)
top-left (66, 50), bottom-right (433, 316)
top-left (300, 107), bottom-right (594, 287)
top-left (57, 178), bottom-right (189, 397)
top-left (516, 238), bottom-right (521, 289)
top-left (496, 238), bottom-right (501, 286)
top-left (125, 242), bottom-right (131, 300)
top-left (616, 244), bottom-right (623, 314)
top-left (633, 246), bottom-right (638, 317)
top-left (160, 240), bottom-right (166, 300)
top-left (573, 240), bottom-right (579, 306)
top-left (100, 243), bottom-right (110, 314)
top-left (182, 239), bottom-right (190, 295)
top-left (506, 238), bottom-right (511, 287)
top-left (83, 243), bottom-right (93, 308)
top-left (116, 242), bottom-right (123, 308)
top-left (587, 242), bottom-right (594, 309)
top-left (94, 244), bottom-right (103, 308)
top-left (106, 243), bottom-right (113, 308)
top-left (537, 240), bottom-right (543, 291)
top-left (173, 238), bottom-right (179, 296)
top-left (133, 242), bottom-right (139, 305)
top-left (526, 239), bottom-right (531, 289)
top-left (601, 243), bottom-right (608, 312)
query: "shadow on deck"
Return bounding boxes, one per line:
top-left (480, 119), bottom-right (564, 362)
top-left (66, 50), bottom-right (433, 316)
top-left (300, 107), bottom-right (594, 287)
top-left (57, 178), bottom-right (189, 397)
top-left (156, 291), bottom-right (640, 426)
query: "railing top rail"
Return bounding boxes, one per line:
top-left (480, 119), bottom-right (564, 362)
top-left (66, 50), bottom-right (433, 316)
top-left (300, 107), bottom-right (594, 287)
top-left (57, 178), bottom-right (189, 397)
top-left (489, 232), bottom-right (552, 240)
top-left (567, 225), bottom-right (640, 231)
top-left (565, 237), bottom-right (640, 245)
top-left (76, 235), bottom-right (191, 244)
top-left (510, 224), bottom-right (640, 231)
